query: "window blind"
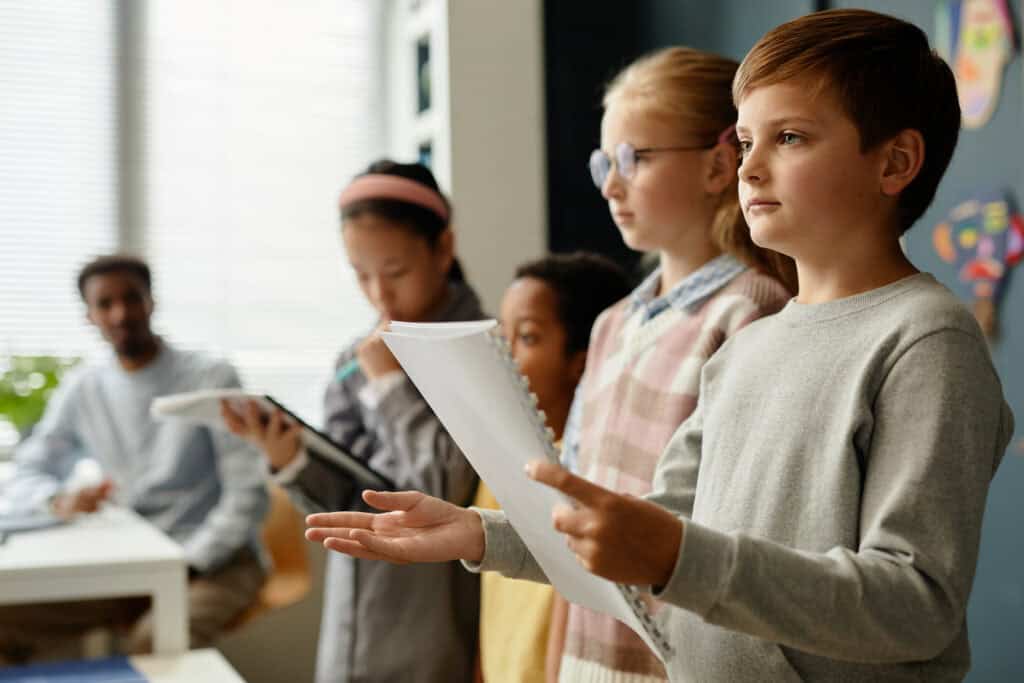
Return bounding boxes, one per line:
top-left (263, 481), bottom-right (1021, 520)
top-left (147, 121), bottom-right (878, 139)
top-left (138, 0), bottom-right (382, 424)
top-left (0, 1), bottom-right (118, 360)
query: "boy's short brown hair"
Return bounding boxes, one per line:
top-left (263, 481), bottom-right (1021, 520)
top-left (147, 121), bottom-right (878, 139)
top-left (734, 9), bottom-right (960, 234)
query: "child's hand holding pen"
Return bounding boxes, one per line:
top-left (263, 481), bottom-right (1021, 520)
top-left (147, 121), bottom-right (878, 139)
top-left (355, 320), bottom-right (403, 379)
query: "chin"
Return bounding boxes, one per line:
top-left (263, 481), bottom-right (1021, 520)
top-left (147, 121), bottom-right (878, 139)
top-left (748, 222), bottom-right (786, 252)
top-left (617, 227), bottom-right (654, 253)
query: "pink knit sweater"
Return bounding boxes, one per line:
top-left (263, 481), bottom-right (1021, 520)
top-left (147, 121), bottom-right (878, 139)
top-left (561, 267), bottom-right (791, 682)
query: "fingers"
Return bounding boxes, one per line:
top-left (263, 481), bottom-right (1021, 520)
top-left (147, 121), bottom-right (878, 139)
top-left (305, 526), bottom-right (354, 542)
top-left (347, 528), bottom-right (414, 562)
top-left (551, 502), bottom-right (590, 537)
top-left (78, 480), bottom-right (115, 512)
top-left (90, 480), bottom-right (115, 507)
top-left (527, 460), bottom-right (610, 506)
top-left (322, 536), bottom-right (405, 563)
top-left (362, 489), bottom-right (425, 513)
top-left (305, 510), bottom-right (378, 531)
top-left (244, 400), bottom-right (267, 436)
top-left (220, 400), bottom-right (245, 433)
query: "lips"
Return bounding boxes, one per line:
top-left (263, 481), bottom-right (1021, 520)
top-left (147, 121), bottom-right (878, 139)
top-left (745, 199), bottom-right (781, 212)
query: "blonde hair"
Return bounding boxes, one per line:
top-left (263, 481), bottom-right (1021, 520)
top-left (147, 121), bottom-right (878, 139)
top-left (605, 47), bottom-right (797, 293)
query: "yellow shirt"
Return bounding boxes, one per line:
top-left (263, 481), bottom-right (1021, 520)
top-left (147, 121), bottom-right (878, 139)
top-left (474, 481), bottom-right (554, 683)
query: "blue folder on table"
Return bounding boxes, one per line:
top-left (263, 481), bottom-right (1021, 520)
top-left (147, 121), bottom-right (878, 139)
top-left (0, 656), bottom-right (147, 682)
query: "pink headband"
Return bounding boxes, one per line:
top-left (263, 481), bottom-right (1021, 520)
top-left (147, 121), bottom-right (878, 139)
top-left (339, 174), bottom-right (450, 222)
top-left (718, 124), bottom-right (737, 145)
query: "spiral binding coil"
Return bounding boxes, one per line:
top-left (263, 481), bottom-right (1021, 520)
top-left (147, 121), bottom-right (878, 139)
top-left (487, 329), bottom-right (560, 463)
top-left (485, 328), bottom-right (673, 659)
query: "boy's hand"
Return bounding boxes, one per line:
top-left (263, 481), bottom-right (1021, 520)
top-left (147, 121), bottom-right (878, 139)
top-left (356, 321), bottom-right (402, 379)
top-left (305, 490), bottom-right (485, 564)
top-left (221, 399), bottom-right (302, 470)
top-left (527, 461), bottom-right (683, 587)
top-left (51, 479), bottom-right (115, 519)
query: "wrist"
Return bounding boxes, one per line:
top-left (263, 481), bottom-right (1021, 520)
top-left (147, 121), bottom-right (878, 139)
top-left (654, 516), bottom-right (684, 589)
top-left (464, 507), bottom-right (486, 563)
top-left (269, 445), bottom-right (300, 471)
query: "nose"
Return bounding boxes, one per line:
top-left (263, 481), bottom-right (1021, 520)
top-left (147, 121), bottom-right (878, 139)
top-left (739, 144), bottom-right (765, 185)
top-left (368, 277), bottom-right (395, 312)
top-left (601, 165), bottom-right (625, 200)
top-left (109, 301), bottom-right (128, 325)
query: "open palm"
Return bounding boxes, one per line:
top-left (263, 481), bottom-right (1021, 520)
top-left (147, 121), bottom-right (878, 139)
top-left (305, 490), bottom-right (485, 564)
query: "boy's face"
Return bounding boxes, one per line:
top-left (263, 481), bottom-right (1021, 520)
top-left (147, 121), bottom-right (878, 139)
top-left (499, 277), bottom-right (583, 430)
top-left (736, 80), bottom-right (892, 261)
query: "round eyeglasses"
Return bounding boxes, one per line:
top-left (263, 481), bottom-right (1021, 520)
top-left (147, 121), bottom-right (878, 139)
top-left (588, 141), bottom-right (715, 189)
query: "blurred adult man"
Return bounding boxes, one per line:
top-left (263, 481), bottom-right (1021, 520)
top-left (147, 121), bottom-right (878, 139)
top-left (0, 254), bottom-right (268, 663)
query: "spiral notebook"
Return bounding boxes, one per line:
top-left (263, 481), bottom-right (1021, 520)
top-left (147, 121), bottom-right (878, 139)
top-left (150, 389), bottom-right (394, 491)
top-left (382, 319), bottom-right (672, 663)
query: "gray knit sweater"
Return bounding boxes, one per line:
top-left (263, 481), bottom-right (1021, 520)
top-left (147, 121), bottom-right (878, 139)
top-left (473, 273), bottom-right (1014, 682)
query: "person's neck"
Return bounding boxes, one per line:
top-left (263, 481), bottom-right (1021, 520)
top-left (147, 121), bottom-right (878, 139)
top-left (543, 401), bottom-right (571, 443)
top-left (117, 336), bottom-right (162, 372)
top-left (657, 233), bottom-right (722, 296)
top-left (794, 239), bottom-right (917, 305)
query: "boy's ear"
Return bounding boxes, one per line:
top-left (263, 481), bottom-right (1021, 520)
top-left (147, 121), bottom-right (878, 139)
top-left (704, 144), bottom-right (738, 195)
top-left (880, 129), bottom-right (925, 197)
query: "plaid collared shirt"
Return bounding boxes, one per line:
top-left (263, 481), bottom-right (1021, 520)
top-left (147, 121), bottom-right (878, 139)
top-left (561, 253), bottom-right (748, 472)
top-left (628, 253), bottom-right (747, 323)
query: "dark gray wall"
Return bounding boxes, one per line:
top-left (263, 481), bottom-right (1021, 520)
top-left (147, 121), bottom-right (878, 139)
top-left (544, 2), bottom-right (1024, 680)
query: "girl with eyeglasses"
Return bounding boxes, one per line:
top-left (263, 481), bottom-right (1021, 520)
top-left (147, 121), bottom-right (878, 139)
top-left (539, 46), bottom-right (797, 682)
top-left (224, 160), bottom-right (483, 683)
top-left (305, 49), bottom-right (796, 683)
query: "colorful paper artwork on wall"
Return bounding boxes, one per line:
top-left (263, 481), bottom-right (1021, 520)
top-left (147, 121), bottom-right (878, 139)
top-left (933, 190), bottom-right (1024, 336)
top-left (935, 0), bottom-right (1016, 128)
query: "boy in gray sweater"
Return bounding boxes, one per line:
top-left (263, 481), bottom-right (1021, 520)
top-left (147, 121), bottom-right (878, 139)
top-left (306, 10), bottom-right (1015, 681)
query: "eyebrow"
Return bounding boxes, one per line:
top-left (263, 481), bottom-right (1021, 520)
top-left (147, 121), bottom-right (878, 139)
top-left (736, 116), bottom-right (819, 133)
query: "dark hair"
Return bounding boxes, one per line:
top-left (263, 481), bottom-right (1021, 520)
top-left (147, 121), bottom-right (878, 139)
top-left (735, 9), bottom-right (961, 234)
top-left (342, 159), bottom-right (465, 282)
top-left (515, 252), bottom-right (632, 354)
top-left (77, 254), bottom-right (152, 300)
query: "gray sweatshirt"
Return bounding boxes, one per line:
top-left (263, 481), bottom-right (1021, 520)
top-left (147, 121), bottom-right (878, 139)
top-left (473, 273), bottom-right (1014, 682)
top-left (278, 281), bottom-right (484, 683)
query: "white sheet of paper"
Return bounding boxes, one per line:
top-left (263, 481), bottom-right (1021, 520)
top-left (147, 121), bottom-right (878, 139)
top-left (382, 320), bottom-right (662, 659)
top-left (150, 389), bottom-right (270, 429)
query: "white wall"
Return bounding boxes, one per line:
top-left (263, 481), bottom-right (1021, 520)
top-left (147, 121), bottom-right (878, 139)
top-left (386, 0), bottom-right (548, 313)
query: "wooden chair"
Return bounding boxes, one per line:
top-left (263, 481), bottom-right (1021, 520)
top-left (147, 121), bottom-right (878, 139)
top-left (230, 483), bottom-right (312, 629)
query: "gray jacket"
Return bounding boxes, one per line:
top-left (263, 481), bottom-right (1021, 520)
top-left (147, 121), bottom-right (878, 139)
top-left (282, 282), bottom-right (483, 683)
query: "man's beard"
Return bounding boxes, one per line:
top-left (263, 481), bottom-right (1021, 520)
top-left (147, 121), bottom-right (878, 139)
top-left (114, 331), bottom-right (154, 359)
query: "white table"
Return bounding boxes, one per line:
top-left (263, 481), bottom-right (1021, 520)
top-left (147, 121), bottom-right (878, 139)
top-left (132, 648), bottom-right (245, 682)
top-left (0, 505), bottom-right (188, 655)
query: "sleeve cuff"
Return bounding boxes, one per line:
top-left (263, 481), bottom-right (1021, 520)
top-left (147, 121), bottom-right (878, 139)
top-left (356, 371), bottom-right (406, 409)
top-left (460, 507), bottom-right (530, 576)
top-left (651, 519), bottom-right (737, 618)
top-left (271, 447), bottom-right (310, 485)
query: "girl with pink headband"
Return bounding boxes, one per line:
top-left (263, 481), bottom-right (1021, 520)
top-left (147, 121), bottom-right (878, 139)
top-left (225, 159), bottom-right (483, 682)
